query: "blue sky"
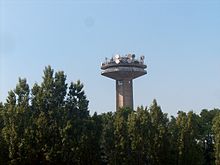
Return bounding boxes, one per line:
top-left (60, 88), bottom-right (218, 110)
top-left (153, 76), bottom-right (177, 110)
top-left (0, 0), bottom-right (220, 115)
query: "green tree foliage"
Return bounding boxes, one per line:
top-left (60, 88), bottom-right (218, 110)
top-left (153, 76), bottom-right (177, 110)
top-left (200, 109), bottom-right (219, 165)
top-left (99, 112), bottom-right (115, 164)
top-left (127, 106), bottom-right (151, 164)
top-left (176, 111), bottom-right (204, 165)
top-left (148, 100), bottom-right (170, 165)
top-left (168, 115), bottom-right (179, 164)
top-left (0, 102), bottom-right (9, 163)
top-left (0, 66), bottom-right (98, 164)
top-left (113, 107), bottom-right (133, 164)
top-left (2, 78), bottom-right (31, 164)
top-left (0, 66), bottom-right (220, 164)
top-left (212, 112), bottom-right (220, 165)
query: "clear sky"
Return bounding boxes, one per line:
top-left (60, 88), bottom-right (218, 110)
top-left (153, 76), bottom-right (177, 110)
top-left (0, 0), bottom-right (220, 116)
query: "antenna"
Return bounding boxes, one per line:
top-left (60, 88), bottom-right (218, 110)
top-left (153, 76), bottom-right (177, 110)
top-left (140, 55), bottom-right (145, 64)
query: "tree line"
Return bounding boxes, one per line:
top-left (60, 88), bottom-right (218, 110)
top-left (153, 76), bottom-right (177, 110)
top-left (0, 66), bottom-right (220, 165)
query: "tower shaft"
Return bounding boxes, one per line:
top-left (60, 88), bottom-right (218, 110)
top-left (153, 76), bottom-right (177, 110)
top-left (116, 79), bottom-right (133, 110)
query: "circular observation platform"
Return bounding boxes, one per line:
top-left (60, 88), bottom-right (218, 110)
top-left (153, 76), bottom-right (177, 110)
top-left (101, 54), bottom-right (147, 80)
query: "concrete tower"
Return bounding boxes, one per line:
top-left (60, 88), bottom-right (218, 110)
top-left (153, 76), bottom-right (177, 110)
top-left (101, 54), bottom-right (147, 110)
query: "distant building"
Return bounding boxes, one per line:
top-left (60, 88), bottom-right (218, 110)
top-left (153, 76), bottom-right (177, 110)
top-left (101, 54), bottom-right (147, 110)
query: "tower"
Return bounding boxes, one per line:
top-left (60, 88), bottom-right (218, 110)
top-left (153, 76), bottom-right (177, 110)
top-left (101, 54), bottom-right (147, 110)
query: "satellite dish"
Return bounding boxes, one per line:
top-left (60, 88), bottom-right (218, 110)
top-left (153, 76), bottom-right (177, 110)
top-left (127, 54), bottom-right (132, 59)
top-left (132, 54), bottom-right (135, 59)
top-left (114, 54), bottom-right (120, 64)
top-left (140, 56), bottom-right (145, 60)
top-left (115, 54), bottom-right (120, 59)
top-left (115, 59), bottom-right (120, 64)
top-left (127, 58), bottom-right (132, 63)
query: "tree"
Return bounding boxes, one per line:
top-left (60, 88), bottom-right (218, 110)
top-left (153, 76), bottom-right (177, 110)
top-left (30, 66), bottom-right (63, 164)
top-left (167, 115), bottom-right (179, 164)
top-left (148, 99), bottom-right (170, 165)
top-left (199, 109), bottom-right (219, 165)
top-left (99, 112), bottom-right (115, 164)
top-left (127, 106), bottom-right (151, 164)
top-left (113, 107), bottom-right (133, 164)
top-left (176, 111), bottom-right (204, 165)
top-left (2, 78), bottom-right (31, 164)
top-left (60, 80), bottom-right (91, 164)
top-left (212, 112), bottom-right (220, 165)
top-left (0, 102), bottom-right (9, 164)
